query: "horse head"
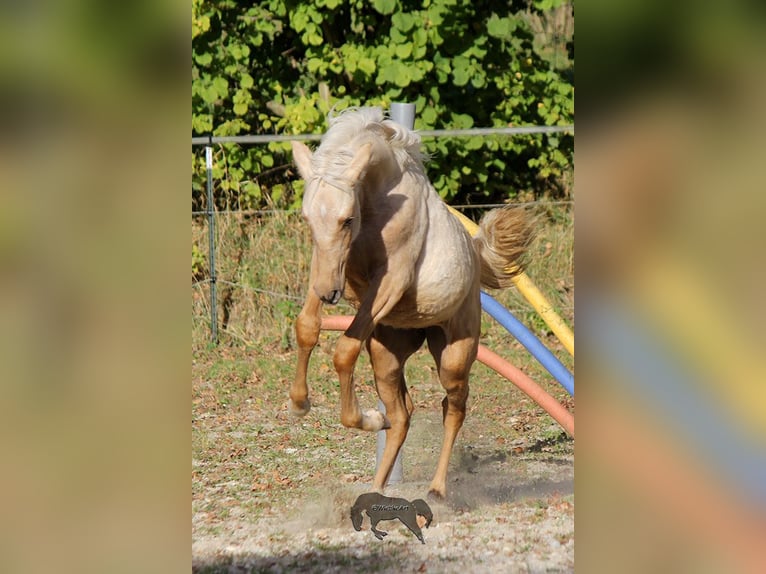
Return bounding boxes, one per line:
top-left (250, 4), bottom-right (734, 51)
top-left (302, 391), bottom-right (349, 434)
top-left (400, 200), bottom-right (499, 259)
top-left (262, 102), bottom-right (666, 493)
top-left (350, 504), bottom-right (364, 531)
top-left (292, 140), bottom-right (372, 305)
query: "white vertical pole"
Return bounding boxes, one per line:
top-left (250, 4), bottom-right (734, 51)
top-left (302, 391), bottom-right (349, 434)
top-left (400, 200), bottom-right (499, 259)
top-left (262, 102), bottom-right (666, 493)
top-left (390, 102), bottom-right (416, 131)
top-left (375, 102), bottom-right (416, 486)
top-left (205, 143), bottom-right (218, 344)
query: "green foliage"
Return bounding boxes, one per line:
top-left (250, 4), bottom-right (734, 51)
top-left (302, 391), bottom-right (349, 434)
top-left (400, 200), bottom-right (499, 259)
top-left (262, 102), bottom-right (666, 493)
top-left (192, 243), bottom-right (206, 279)
top-left (192, 0), bottom-right (574, 209)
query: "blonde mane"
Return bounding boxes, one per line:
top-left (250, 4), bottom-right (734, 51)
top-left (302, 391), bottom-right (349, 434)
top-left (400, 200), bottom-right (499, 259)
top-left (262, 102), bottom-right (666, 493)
top-left (311, 107), bottom-right (425, 187)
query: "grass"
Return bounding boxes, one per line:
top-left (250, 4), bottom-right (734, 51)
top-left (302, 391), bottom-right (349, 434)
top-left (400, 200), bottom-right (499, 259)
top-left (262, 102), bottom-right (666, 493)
top-left (192, 203), bottom-right (573, 537)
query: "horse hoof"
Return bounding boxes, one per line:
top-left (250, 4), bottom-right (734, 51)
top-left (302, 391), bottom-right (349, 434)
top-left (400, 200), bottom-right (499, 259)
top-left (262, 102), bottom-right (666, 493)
top-left (288, 398), bottom-right (311, 417)
top-left (362, 408), bottom-right (390, 431)
top-left (427, 488), bottom-right (446, 502)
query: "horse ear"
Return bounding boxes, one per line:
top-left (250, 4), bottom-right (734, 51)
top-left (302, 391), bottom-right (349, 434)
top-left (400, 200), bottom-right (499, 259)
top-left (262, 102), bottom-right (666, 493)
top-left (291, 141), bottom-right (314, 180)
top-left (378, 122), bottom-right (397, 141)
top-left (344, 142), bottom-right (372, 184)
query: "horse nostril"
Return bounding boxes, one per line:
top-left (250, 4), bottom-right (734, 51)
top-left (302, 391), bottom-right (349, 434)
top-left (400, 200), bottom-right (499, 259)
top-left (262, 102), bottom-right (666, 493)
top-left (321, 290), bottom-right (342, 305)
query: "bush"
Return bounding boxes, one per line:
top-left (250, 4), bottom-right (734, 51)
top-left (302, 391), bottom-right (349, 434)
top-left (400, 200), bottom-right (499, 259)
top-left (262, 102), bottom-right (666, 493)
top-left (192, 0), bottom-right (574, 210)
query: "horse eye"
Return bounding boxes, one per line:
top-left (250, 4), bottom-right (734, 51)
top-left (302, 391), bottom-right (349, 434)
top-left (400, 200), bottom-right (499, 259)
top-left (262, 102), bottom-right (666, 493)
top-left (342, 217), bottom-right (354, 228)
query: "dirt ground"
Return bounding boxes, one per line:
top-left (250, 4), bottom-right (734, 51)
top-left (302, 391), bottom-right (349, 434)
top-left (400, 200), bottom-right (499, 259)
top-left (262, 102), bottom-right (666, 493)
top-left (192, 406), bottom-right (574, 573)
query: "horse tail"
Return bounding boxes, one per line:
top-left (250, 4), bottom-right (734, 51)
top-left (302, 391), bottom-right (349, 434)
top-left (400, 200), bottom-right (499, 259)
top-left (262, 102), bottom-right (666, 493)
top-left (473, 206), bottom-right (536, 290)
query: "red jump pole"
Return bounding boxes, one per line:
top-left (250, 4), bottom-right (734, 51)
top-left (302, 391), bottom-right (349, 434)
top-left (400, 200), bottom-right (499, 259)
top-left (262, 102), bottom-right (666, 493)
top-left (320, 315), bottom-right (574, 438)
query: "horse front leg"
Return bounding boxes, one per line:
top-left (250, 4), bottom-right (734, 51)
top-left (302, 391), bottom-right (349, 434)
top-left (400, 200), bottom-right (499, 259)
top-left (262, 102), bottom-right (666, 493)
top-left (335, 272), bottom-right (410, 433)
top-left (334, 334), bottom-right (389, 431)
top-left (290, 256), bottom-right (323, 416)
top-left (367, 514), bottom-right (388, 540)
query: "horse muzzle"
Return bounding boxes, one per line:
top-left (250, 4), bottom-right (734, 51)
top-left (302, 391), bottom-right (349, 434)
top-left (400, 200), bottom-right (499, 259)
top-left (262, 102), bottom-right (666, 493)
top-left (318, 288), bottom-right (343, 305)
top-left (313, 251), bottom-right (347, 305)
top-left (314, 260), bottom-right (346, 305)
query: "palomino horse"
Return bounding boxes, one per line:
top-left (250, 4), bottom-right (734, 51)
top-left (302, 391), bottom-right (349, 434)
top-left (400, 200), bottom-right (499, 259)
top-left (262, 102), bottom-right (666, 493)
top-left (290, 107), bottom-right (534, 499)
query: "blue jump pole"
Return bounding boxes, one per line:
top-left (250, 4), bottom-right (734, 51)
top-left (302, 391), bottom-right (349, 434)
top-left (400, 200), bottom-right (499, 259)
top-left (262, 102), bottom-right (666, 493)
top-left (480, 291), bottom-right (574, 396)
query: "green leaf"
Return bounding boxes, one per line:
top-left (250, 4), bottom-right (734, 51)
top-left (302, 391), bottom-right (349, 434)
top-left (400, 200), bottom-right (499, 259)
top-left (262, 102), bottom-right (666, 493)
top-left (357, 57), bottom-right (376, 75)
top-left (413, 43), bottom-right (427, 59)
top-left (433, 54), bottom-right (451, 83)
top-left (389, 27), bottom-right (406, 44)
top-left (243, 181), bottom-right (261, 200)
top-left (428, 27), bottom-right (443, 46)
top-left (452, 57), bottom-right (471, 87)
top-left (465, 137), bottom-right (483, 150)
top-left (192, 15), bottom-right (210, 39)
top-left (393, 63), bottom-right (412, 87)
top-left (199, 86), bottom-right (215, 105)
top-left (344, 57), bottom-right (358, 73)
top-left (391, 12), bottom-right (415, 32)
top-left (535, 0), bottom-right (567, 10)
top-left (192, 114), bottom-right (212, 134)
top-left (471, 73), bottom-right (486, 88)
top-left (307, 58), bottom-right (324, 73)
top-left (372, 0), bottom-right (396, 15)
top-left (212, 77), bottom-right (229, 99)
top-left (395, 44), bottom-right (412, 59)
top-left (487, 14), bottom-right (514, 39)
top-left (194, 52), bottom-right (212, 66)
top-left (451, 113), bottom-right (473, 129)
top-left (412, 27), bottom-right (427, 47)
top-left (377, 62), bottom-right (399, 85)
top-left (421, 106), bottom-right (437, 125)
top-left (292, 10), bottom-right (309, 32)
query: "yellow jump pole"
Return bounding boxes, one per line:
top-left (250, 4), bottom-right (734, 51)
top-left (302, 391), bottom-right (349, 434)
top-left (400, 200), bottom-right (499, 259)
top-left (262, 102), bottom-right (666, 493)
top-left (446, 204), bottom-right (575, 357)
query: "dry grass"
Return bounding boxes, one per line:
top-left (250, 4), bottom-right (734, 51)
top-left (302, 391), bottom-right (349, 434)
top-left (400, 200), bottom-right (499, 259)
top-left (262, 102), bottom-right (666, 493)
top-left (192, 210), bottom-right (314, 348)
top-left (191, 203), bottom-right (573, 353)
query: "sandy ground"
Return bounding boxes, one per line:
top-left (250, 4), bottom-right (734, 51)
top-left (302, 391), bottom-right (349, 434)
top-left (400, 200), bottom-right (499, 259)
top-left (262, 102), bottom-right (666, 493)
top-left (193, 414), bottom-right (574, 573)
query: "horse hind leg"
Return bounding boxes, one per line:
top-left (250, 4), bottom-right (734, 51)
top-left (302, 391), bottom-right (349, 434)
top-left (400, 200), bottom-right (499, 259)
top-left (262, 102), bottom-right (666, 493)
top-left (400, 511), bottom-right (426, 544)
top-left (367, 325), bottom-right (425, 491)
top-left (425, 315), bottom-right (479, 499)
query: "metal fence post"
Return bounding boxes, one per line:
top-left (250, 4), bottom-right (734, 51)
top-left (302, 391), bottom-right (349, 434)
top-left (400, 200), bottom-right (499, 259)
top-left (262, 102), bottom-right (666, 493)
top-left (206, 140), bottom-right (218, 344)
top-left (375, 102), bottom-right (416, 486)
